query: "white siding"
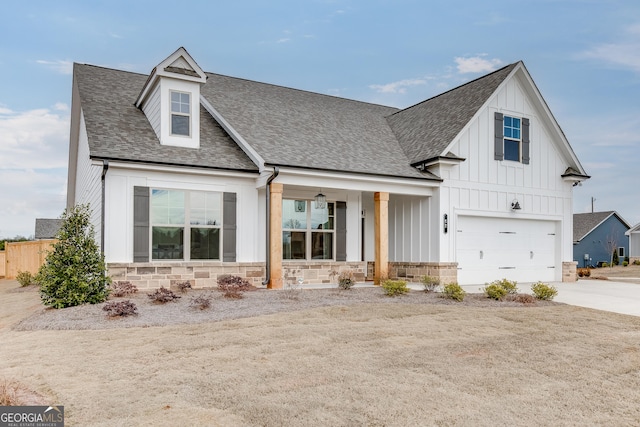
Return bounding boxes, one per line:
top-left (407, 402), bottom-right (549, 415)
top-left (630, 232), bottom-right (640, 258)
top-left (141, 84), bottom-right (161, 140)
top-left (104, 165), bottom-right (259, 263)
top-left (74, 111), bottom-right (103, 247)
top-left (388, 195), bottom-right (430, 262)
top-left (437, 72), bottom-right (575, 280)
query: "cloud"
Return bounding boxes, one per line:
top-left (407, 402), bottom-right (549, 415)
top-left (578, 24), bottom-right (640, 72)
top-left (0, 168), bottom-right (67, 239)
top-left (0, 106), bottom-right (69, 238)
top-left (454, 56), bottom-right (503, 74)
top-left (0, 106), bottom-right (70, 170)
top-left (36, 59), bottom-right (73, 75)
top-left (277, 38), bottom-right (291, 43)
top-left (369, 78), bottom-right (429, 94)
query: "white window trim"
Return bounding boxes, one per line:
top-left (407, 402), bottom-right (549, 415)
top-left (503, 115), bottom-right (522, 163)
top-left (170, 90), bottom-right (191, 137)
top-left (282, 199), bottom-right (335, 261)
top-left (149, 188), bottom-right (222, 261)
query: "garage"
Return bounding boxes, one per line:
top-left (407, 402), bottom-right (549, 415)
top-left (456, 216), bottom-right (558, 285)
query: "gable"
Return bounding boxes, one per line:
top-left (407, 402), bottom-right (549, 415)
top-left (439, 64), bottom-right (587, 193)
top-left (574, 211), bottom-right (631, 242)
top-left (73, 64), bottom-right (257, 172)
top-left (387, 63), bottom-right (518, 165)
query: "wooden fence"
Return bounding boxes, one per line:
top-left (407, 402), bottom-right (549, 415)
top-left (4, 240), bottom-right (57, 279)
top-left (0, 251), bottom-right (5, 277)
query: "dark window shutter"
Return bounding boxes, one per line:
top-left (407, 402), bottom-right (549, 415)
top-left (494, 112), bottom-right (504, 160)
top-left (522, 118), bottom-right (530, 164)
top-left (133, 186), bottom-right (150, 262)
top-left (336, 201), bottom-right (347, 261)
top-left (223, 192), bottom-right (237, 262)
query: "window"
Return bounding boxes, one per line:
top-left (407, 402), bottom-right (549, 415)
top-left (170, 91), bottom-right (190, 136)
top-left (150, 189), bottom-right (221, 260)
top-left (282, 200), bottom-right (334, 260)
top-left (503, 116), bottom-right (521, 161)
top-left (494, 112), bottom-right (530, 164)
top-left (618, 247), bottom-right (625, 258)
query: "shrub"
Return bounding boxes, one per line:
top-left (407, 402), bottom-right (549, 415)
top-left (190, 294), bottom-right (212, 310)
top-left (421, 275), bottom-right (440, 293)
top-left (623, 261), bottom-right (629, 267)
top-left (0, 379), bottom-right (21, 406)
top-left (175, 281), bottom-right (192, 293)
top-left (483, 283), bottom-right (508, 300)
top-left (217, 275), bottom-right (255, 299)
top-left (507, 293), bottom-right (536, 304)
top-left (337, 271), bottom-right (356, 290)
top-left (38, 204), bottom-right (111, 308)
top-left (147, 287), bottom-right (181, 304)
top-left (103, 300), bottom-right (138, 317)
top-left (16, 271), bottom-right (36, 287)
top-left (634, 260), bottom-right (640, 266)
top-left (442, 282), bottom-right (466, 301)
top-left (110, 281), bottom-right (138, 297)
top-left (601, 262), bottom-right (609, 268)
top-left (381, 279), bottom-right (409, 296)
top-left (531, 282), bottom-right (558, 301)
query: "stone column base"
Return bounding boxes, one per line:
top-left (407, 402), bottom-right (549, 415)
top-left (562, 261), bottom-right (578, 282)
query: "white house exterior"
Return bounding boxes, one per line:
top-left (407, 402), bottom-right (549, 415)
top-left (627, 223), bottom-right (640, 263)
top-left (67, 47), bottom-right (589, 289)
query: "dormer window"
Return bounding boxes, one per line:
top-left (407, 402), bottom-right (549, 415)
top-left (171, 91), bottom-right (191, 136)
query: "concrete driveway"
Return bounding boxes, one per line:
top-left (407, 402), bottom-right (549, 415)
top-left (549, 279), bottom-right (640, 317)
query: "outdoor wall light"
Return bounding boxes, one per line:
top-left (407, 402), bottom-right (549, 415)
top-left (443, 213), bottom-right (448, 233)
top-left (314, 192), bottom-right (327, 209)
top-left (511, 199), bottom-right (522, 210)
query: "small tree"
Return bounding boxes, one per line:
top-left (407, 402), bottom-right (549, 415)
top-left (39, 204), bottom-right (110, 308)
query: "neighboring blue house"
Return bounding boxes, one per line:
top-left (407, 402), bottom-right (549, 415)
top-left (573, 211), bottom-right (630, 267)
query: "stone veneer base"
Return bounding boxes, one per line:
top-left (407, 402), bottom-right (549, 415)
top-left (107, 261), bottom-right (368, 290)
top-left (562, 261), bottom-right (578, 282)
top-left (367, 261), bottom-right (458, 285)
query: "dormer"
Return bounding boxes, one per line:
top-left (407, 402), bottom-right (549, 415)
top-left (135, 47), bottom-right (207, 149)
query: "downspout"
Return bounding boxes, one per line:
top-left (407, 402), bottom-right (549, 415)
top-left (262, 167), bottom-right (279, 286)
top-left (101, 160), bottom-right (109, 255)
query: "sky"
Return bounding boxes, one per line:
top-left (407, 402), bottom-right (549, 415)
top-left (1, 0), bottom-right (639, 239)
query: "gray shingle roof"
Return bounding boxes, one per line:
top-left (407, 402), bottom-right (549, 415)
top-left (74, 64), bottom-right (258, 172)
top-left (75, 60), bottom-right (520, 181)
top-left (34, 218), bottom-right (62, 239)
top-left (387, 63), bottom-right (519, 165)
top-left (200, 73), bottom-right (434, 180)
top-left (573, 211), bottom-right (616, 242)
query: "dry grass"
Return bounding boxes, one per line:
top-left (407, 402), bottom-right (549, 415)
top-left (1, 279), bottom-right (640, 426)
top-left (589, 264), bottom-right (640, 282)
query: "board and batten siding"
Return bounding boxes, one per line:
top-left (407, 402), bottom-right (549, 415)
top-left (388, 195), bottom-right (430, 262)
top-left (74, 112), bottom-right (103, 248)
top-left (141, 84), bottom-right (161, 140)
top-left (440, 72), bottom-right (575, 266)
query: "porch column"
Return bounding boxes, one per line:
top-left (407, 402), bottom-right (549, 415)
top-left (268, 183), bottom-right (284, 289)
top-left (374, 192), bottom-right (389, 285)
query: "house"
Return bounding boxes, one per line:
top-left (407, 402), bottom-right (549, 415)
top-left (34, 218), bottom-right (62, 240)
top-left (573, 211), bottom-right (630, 267)
top-left (626, 223), bottom-right (640, 264)
top-left (66, 47), bottom-right (589, 289)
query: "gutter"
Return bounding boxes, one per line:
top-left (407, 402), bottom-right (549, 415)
top-left (261, 167), bottom-right (279, 287)
top-left (101, 160), bottom-right (109, 254)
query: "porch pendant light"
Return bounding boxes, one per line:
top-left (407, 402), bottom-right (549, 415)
top-left (314, 192), bottom-right (327, 209)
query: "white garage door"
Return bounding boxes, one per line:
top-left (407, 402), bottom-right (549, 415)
top-left (456, 216), bottom-right (558, 285)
